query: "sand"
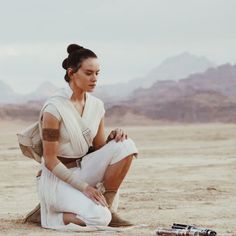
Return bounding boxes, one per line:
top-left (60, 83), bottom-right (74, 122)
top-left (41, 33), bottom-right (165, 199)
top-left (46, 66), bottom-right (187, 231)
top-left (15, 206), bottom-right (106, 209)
top-left (0, 120), bottom-right (235, 236)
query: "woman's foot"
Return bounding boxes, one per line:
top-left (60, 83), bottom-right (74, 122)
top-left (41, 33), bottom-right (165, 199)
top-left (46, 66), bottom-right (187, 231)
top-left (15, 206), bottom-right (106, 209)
top-left (103, 190), bottom-right (133, 227)
top-left (23, 203), bottom-right (41, 224)
top-left (63, 213), bottom-right (86, 226)
top-left (109, 212), bottom-right (133, 227)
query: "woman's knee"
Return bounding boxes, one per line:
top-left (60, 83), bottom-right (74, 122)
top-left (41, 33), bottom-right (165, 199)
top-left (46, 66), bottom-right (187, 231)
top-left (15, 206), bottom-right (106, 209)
top-left (120, 138), bottom-right (137, 153)
top-left (90, 206), bottom-right (111, 226)
top-left (109, 138), bottom-right (137, 165)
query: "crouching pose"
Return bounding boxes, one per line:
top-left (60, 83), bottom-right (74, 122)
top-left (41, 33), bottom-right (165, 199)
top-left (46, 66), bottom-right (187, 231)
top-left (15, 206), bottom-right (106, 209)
top-left (25, 44), bottom-right (138, 230)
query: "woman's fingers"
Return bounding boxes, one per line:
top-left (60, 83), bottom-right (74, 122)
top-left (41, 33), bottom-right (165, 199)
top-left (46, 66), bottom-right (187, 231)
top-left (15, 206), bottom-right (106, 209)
top-left (97, 196), bottom-right (108, 207)
top-left (106, 130), bottom-right (116, 143)
top-left (88, 189), bottom-right (108, 207)
top-left (90, 196), bottom-right (100, 205)
top-left (100, 194), bottom-right (108, 207)
top-left (114, 128), bottom-right (126, 142)
top-left (110, 130), bottom-right (116, 139)
top-left (121, 133), bottom-right (128, 141)
top-left (96, 191), bottom-right (108, 207)
top-left (107, 128), bottom-right (128, 143)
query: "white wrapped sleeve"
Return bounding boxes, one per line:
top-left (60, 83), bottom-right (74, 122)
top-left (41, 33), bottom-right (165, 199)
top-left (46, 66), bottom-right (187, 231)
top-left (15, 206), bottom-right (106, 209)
top-left (52, 162), bottom-right (89, 192)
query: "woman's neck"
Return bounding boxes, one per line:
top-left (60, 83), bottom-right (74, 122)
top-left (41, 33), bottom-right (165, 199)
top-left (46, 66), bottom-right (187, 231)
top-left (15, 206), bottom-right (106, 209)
top-left (69, 83), bottom-right (86, 103)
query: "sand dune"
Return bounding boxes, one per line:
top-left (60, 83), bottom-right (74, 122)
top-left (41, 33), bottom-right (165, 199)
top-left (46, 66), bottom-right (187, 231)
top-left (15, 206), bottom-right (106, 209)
top-left (0, 120), bottom-right (235, 235)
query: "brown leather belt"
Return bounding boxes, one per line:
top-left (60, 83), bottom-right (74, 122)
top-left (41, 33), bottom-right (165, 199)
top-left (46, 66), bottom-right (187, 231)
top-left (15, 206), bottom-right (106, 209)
top-left (64, 158), bottom-right (82, 168)
top-left (36, 157), bottom-right (83, 177)
top-left (57, 156), bottom-right (83, 169)
top-left (56, 147), bottom-right (95, 169)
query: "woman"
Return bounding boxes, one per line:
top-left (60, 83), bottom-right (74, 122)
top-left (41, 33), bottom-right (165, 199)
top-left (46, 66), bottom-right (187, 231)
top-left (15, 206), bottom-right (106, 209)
top-left (32, 44), bottom-right (138, 230)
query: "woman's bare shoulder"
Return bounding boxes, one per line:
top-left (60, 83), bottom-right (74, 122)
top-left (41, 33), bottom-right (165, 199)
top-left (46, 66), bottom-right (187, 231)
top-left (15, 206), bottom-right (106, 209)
top-left (42, 112), bottom-right (60, 129)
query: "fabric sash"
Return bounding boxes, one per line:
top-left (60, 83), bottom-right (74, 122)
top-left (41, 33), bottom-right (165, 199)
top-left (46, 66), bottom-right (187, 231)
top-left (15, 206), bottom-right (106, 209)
top-left (39, 88), bottom-right (92, 158)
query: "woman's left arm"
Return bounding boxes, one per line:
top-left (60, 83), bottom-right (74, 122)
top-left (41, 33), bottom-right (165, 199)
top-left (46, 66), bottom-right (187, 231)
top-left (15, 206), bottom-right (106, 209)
top-left (93, 117), bottom-right (128, 150)
top-left (92, 117), bottom-right (106, 150)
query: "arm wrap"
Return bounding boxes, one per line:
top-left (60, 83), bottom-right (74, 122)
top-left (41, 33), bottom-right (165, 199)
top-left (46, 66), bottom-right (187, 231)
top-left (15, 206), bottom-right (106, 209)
top-left (42, 128), bottom-right (60, 142)
top-left (52, 162), bottom-right (89, 192)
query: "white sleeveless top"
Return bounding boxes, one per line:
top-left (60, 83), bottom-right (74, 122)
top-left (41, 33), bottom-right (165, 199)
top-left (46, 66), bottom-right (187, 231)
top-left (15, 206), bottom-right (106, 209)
top-left (42, 87), bottom-right (105, 157)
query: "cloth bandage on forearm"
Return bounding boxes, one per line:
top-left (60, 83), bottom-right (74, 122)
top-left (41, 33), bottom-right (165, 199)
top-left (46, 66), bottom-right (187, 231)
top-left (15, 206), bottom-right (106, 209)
top-left (52, 162), bottom-right (89, 192)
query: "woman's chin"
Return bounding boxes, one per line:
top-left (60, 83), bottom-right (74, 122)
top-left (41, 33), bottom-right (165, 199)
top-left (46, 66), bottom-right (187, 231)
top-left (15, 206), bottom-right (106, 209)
top-left (87, 87), bottom-right (96, 93)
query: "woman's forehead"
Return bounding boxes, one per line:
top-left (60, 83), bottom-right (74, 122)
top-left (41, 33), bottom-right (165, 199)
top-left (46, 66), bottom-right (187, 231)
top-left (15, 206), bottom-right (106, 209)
top-left (81, 58), bottom-right (100, 70)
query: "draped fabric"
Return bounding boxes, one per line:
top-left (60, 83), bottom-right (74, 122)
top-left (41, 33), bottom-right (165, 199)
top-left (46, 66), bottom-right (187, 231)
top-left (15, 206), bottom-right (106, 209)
top-left (39, 87), bottom-right (105, 158)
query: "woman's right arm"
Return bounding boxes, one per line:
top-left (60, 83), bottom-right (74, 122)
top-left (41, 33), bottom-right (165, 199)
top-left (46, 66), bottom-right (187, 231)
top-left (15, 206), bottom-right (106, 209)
top-left (42, 112), bottom-right (107, 207)
top-left (42, 112), bottom-right (60, 170)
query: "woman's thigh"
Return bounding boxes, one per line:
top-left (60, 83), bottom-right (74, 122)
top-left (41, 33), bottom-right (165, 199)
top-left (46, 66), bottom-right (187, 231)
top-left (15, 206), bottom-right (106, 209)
top-left (77, 140), bottom-right (124, 186)
top-left (78, 139), bottom-right (137, 186)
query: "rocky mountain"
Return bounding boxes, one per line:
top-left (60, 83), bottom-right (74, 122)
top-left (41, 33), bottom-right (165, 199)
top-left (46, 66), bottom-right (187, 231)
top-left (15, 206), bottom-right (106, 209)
top-left (105, 64), bottom-right (236, 123)
top-left (94, 52), bottom-right (215, 103)
top-left (134, 52), bottom-right (215, 88)
top-left (1, 59), bottom-right (235, 124)
top-left (0, 81), bottom-right (58, 104)
top-left (179, 64), bottom-right (236, 97)
top-left (23, 81), bottom-right (59, 102)
top-left (0, 102), bottom-right (42, 121)
top-left (0, 52), bottom-right (214, 105)
top-left (0, 81), bottom-right (22, 104)
top-left (129, 63), bottom-right (236, 102)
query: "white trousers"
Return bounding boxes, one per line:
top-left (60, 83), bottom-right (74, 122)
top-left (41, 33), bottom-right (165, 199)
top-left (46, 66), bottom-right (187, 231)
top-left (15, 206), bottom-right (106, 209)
top-left (37, 139), bottom-right (138, 230)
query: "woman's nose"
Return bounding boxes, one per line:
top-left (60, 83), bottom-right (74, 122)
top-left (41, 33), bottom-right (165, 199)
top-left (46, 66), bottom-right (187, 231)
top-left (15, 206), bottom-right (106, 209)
top-left (91, 74), bottom-right (97, 82)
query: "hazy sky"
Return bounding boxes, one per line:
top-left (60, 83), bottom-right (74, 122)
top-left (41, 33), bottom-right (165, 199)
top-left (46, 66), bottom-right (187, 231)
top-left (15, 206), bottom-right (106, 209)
top-left (0, 0), bottom-right (235, 94)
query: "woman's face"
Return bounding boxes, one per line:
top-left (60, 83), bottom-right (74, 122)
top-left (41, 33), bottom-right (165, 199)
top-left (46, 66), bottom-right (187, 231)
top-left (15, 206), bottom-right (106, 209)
top-left (70, 57), bottom-right (100, 92)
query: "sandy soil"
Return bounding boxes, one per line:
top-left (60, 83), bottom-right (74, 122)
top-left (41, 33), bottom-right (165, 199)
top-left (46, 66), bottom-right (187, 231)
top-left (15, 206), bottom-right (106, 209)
top-left (0, 120), bottom-right (235, 236)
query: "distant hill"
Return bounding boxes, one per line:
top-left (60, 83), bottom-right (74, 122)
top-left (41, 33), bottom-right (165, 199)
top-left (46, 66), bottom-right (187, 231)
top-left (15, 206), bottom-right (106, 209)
top-left (106, 64), bottom-right (236, 123)
top-left (179, 64), bottom-right (236, 97)
top-left (0, 102), bottom-right (42, 121)
top-left (129, 63), bottom-right (236, 102)
top-left (135, 52), bottom-right (215, 88)
top-left (1, 60), bottom-right (236, 124)
top-left (0, 81), bottom-right (58, 104)
top-left (23, 81), bottom-right (59, 102)
top-left (0, 81), bottom-right (22, 104)
top-left (0, 52), bottom-right (214, 105)
top-left (94, 52), bottom-right (215, 103)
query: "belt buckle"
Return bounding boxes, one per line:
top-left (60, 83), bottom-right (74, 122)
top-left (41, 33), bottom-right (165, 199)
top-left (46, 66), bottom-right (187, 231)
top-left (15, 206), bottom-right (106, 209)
top-left (76, 158), bottom-right (82, 168)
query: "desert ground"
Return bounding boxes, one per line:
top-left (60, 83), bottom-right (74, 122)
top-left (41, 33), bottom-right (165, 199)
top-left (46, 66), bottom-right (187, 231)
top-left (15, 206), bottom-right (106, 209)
top-left (0, 120), bottom-right (235, 236)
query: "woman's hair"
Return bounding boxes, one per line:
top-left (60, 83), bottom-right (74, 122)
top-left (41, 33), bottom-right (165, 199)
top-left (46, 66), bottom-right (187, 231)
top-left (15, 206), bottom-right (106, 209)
top-left (62, 44), bottom-right (97, 83)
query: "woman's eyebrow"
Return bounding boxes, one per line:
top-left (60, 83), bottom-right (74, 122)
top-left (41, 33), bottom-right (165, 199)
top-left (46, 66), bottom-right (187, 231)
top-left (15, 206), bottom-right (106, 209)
top-left (85, 69), bottom-right (100, 72)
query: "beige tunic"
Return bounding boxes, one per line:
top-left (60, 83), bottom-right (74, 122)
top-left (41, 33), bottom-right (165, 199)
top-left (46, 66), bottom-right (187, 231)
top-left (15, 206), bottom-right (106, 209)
top-left (40, 86), bottom-right (105, 157)
top-left (37, 86), bottom-right (138, 231)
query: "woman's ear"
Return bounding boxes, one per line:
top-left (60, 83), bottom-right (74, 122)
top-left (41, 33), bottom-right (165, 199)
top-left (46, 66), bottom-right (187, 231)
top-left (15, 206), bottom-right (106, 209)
top-left (67, 68), bottom-right (74, 77)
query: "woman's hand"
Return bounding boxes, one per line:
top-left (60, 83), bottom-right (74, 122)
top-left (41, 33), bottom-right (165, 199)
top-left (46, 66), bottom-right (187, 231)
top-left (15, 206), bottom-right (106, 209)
top-left (106, 128), bottom-right (128, 143)
top-left (83, 185), bottom-right (108, 207)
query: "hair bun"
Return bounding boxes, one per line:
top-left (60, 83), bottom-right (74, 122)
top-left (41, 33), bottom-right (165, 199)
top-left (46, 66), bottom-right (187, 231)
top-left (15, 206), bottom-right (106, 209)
top-left (67, 44), bottom-right (84, 54)
top-left (62, 58), bottom-right (68, 69)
